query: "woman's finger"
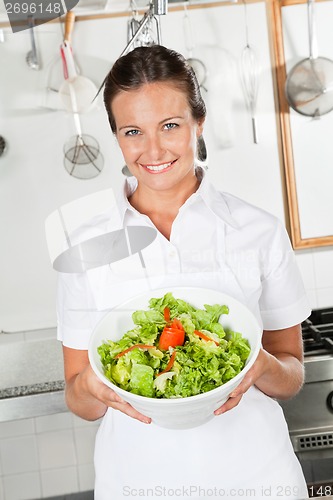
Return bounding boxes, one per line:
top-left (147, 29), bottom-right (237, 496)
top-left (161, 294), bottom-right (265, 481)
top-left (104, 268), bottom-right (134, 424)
top-left (214, 394), bottom-right (243, 415)
top-left (109, 400), bottom-right (152, 424)
top-left (96, 383), bottom-right (151, 423)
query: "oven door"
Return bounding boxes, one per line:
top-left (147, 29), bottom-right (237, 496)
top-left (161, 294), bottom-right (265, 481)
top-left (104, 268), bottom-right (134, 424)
top-left (279, 356), bottom-right (333, 489)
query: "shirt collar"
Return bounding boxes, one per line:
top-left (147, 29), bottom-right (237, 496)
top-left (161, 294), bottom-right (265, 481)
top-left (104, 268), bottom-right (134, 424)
top-left (116, 168), bottom-right (239, 230)
top-left (116, 175), bottom-right (139, 224)
top-left (194, 168), bottom-right (239, 229)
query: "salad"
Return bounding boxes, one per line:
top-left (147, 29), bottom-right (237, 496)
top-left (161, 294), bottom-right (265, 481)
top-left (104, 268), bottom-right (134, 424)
top-left (97, 292), bottom-right (251, 399)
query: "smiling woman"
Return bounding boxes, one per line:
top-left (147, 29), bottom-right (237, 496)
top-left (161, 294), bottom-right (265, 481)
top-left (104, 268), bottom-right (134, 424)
top-left (56, 45), bottom-right (311, 500)
top-left (103, 45), bottom-right (206, 239)
top-left (112, 82), bottom-right (203, 214)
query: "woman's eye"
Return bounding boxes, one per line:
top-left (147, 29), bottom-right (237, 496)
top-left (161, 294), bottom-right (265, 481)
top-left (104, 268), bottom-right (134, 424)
top-left (164, 123), bottom-right (178, 130)
top-left (125, 129), bottom-right (140, 136)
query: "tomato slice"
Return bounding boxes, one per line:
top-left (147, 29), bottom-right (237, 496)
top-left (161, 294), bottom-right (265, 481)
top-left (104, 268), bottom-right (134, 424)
top-left (159, 327), bottom-right (185, 350)
top-left (193, 330), bottom-right (219, 346)
top-left (156, 351), bottom-right (176, 377)
top-left (171, 318), bottom-right (183, 330)
top-left (115, 344), bottom-right (155, 358)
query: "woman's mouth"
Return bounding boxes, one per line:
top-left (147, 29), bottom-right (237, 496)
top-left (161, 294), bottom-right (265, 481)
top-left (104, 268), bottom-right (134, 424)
top-left (140, 160), bottom-right (176, 173)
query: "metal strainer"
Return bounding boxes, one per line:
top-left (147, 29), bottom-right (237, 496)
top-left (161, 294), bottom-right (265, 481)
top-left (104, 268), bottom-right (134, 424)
top-left (285, 0), bottom-right (333, 117)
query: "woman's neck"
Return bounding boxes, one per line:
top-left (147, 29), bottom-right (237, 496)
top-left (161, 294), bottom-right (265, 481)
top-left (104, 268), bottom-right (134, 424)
top-left (128, 172), bottom-right (200, 240)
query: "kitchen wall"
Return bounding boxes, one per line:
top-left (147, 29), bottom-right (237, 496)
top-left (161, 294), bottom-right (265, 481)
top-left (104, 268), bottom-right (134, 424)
top-left (1, 1), bottom-right (332, 331)
top-left (0, 1), bottom-right (333, 499)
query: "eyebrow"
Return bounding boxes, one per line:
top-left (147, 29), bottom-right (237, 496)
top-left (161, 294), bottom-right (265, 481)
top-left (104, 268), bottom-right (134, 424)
top-left (118, 124), bottom-right (139, 131)
top-left (118, 116), bottom-right (184, 132)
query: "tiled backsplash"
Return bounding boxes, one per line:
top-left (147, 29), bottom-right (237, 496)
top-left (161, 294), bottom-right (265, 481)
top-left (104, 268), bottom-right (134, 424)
top-left (295, 247), bottom-right (333, 310)
top-left (0, 411), bottom-right (99, 500)
top-left (0, 328), bottom-right (99, 500)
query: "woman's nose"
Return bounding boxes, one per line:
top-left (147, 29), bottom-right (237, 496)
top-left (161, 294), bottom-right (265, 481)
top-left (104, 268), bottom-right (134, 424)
top-left (145, 133), bottom-right (165, 160)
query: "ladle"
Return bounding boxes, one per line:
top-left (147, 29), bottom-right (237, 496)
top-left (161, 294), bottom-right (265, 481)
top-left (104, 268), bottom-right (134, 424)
top-left (26, 16), bottom-right (40, 70)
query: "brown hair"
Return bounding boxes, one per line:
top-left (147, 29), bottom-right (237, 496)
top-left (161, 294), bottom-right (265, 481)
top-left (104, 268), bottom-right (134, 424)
top-left (103, 45), bottom-right (206, 133)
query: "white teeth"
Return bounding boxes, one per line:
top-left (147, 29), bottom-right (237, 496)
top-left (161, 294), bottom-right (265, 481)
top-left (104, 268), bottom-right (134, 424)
top-left (144, 162), bottom-right (172, 171)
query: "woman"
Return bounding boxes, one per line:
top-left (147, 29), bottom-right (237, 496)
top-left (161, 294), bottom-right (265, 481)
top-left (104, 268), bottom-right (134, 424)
top-left (57, 45), bottom-right (310, 499)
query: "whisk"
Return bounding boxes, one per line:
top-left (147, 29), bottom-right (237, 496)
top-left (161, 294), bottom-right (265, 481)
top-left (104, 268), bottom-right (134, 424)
top-left (62, 39), bottom-right (104, 179)
top-left (240, 0), bottom-right (260, 144)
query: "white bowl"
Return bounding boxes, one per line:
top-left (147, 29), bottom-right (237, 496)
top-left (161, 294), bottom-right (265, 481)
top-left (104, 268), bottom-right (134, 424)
top-left (88, 287), bottom-right (262, 430)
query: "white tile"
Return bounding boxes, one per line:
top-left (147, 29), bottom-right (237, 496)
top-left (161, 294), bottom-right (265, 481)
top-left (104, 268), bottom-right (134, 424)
top-left (0, 436), bottom-right (39, 475)
top-left (295, 249), bottom-right (316, 290)
top-left (37, 429), bottom-right (77, 470)
top-left (78, 463), bottom-right (95, 492)
top-left (304, 289), bottom-right (318, 310)
top-left (316, 287), bottom-right (333, 309)
top-left (312, 247), bottom-right (333, 289)
top-left (41, 467), bottom-right (79, 497)
top-left (74, 427), bottom-right (97, 465)
top-left (3, 472), bottom-right (41, 500)
top-left (35, 412), bottom-right (72, 433)
top-left (72, 414), bottom-right (101, 429)
top-left (0, 419), bottom-right (34, 440)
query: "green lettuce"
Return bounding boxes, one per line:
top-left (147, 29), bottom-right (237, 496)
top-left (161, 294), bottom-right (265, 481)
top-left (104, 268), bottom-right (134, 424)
top-left (97, 292), bottom-right (251, 399)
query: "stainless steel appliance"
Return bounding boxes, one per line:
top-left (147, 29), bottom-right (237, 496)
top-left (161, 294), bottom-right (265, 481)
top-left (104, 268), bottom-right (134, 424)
top-left (279, 308), bottom-right (333, 496)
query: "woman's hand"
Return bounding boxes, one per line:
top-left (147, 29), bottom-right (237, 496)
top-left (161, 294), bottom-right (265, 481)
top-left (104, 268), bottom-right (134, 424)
top-left (214, 324), bottom-right (305, 416)
top-left (214, 348), bottom-right (269, 415)
top-left (63, 346), bottom-right (152, 424)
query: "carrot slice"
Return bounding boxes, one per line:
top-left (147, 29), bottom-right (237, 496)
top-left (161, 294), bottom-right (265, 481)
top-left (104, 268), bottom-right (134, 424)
top-left (164, 307), bottom-right (171, 322)
top-left (156, 351), bottom-right (176, 376)
top-left (193, 330), bottom-right (219, 346)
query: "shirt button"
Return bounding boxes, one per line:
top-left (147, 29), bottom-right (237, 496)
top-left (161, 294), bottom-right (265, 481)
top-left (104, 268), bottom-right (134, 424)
top-left (169, 250), bottom-right (177, 258)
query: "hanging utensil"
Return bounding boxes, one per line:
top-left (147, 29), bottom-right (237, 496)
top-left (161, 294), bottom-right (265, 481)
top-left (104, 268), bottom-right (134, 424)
top-left (183, 1), bottom-right (207, 92)
top-left (127, 0), bottom-right (156, 48)
top-left (240, 0), bottom-right (260, 144)
top-left (59, 11), bottom-right (98, 114)
top-left (285, 0), bottom-right (333, 117)
top-left (61, 34), bottom-right (103, 179)
top-left (127, 3), bottom-right (141, 46)
top-left (120, 0), bottom-right (164, 57)
top-left (0, 136), bottom-right (8, 157)
top-left (26, 16), bottom-right (40, 70)
top-left (122, 165), bottom-right (133, 177)
top-left (197, 135), bottom-right (208, 166)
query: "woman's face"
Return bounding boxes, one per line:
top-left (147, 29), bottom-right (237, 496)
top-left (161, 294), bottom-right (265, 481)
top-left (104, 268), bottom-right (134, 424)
top-left (112, 82), bottom-right (204, 193)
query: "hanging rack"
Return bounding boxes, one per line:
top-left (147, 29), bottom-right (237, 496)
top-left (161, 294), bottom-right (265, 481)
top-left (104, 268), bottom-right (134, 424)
top-left (120, 0), bottom-right (167, 55)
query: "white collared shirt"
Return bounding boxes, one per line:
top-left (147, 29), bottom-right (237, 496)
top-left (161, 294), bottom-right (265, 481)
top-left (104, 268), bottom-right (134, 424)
top-left (56, 169), bottom-right (310, 499)
top-left (57, 169), bottom-right (310, 349)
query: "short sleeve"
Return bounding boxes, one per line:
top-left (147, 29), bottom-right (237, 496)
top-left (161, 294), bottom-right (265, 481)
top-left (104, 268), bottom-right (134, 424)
top-left (56, 272), bottom-right (102, 350)
top-left (259, 221), bottom-right (311, 330)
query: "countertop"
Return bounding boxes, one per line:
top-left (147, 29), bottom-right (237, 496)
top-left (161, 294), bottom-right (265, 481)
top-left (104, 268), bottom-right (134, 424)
top-left (0, 336), bottom-right (67, 422)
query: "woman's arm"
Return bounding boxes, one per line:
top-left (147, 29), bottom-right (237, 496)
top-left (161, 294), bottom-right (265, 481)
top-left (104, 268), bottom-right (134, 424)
top-left (62, 345), bottom-right (152, 424)
top-left (214, 324), bottom-right (304, 415)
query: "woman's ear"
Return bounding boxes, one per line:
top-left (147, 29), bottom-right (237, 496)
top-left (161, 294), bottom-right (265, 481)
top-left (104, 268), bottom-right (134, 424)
top-left (196, 117), bottom-right (205, 138)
